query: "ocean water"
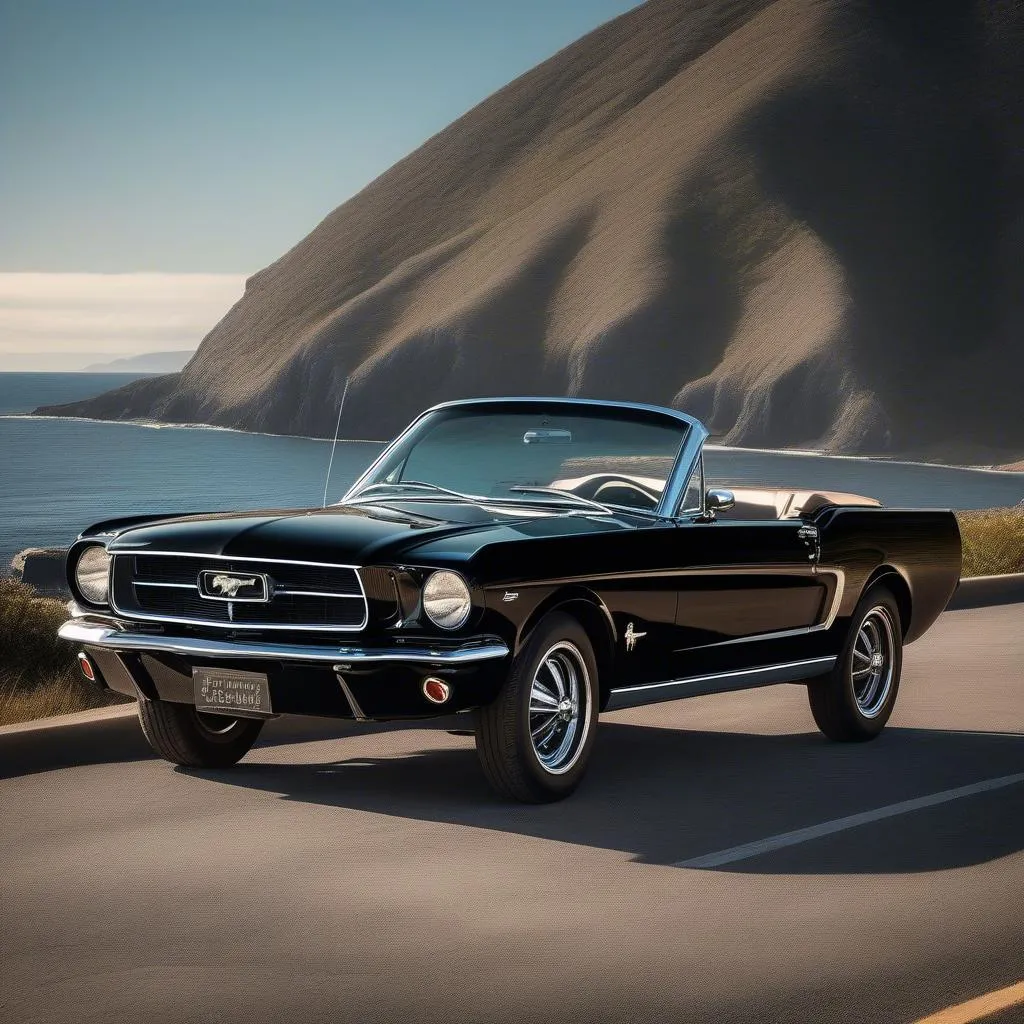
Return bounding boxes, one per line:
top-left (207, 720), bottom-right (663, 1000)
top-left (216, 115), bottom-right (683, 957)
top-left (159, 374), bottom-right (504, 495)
top-left (1, 373), bottom-right (1022, 574)
top-left (0, 373), bottom-right (382, 571)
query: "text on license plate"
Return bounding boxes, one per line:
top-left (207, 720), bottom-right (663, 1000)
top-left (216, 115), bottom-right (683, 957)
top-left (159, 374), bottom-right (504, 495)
top-left (193, 667), bottom-right (272, 717)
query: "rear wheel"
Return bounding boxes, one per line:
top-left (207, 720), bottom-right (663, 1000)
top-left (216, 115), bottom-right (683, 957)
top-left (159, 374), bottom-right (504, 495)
top-left (138, 698), bottom-right (264, 767)
top-left (808, 586), bottom-right (903, 741)
top-left (474, 612), bottom-right (598, 802)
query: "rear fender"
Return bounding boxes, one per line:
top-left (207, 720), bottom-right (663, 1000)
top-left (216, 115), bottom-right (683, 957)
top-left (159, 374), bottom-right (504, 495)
top-left (862, 566), bottom-right (913, 638)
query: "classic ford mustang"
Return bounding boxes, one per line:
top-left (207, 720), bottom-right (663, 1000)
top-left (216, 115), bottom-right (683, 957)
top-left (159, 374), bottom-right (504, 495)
top-left (60, 398), bottom-right (961, 801)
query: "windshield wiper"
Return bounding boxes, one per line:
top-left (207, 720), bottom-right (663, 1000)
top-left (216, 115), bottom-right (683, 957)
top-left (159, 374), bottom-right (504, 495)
top-left (347, 480), bottom-right (479, 504)
top-left (506, 486), bottom-right (615, 515)
top-left (348, 480), bottom-right (633, 519)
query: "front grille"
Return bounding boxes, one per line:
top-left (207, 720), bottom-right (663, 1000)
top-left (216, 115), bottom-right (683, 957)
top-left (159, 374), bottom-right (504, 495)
top-left (111, 554), bottom-right (367, 631)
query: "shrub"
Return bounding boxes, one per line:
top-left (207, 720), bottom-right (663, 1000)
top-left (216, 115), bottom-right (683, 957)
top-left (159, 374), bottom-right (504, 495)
top-left (956, 507), bottom-right (1024, 578)
top-left (0, 578), bottom-right (129, 727)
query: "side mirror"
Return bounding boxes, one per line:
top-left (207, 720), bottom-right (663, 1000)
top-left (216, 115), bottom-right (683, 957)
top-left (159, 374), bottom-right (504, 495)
top-left (705, 489), bottom-right (735, 514)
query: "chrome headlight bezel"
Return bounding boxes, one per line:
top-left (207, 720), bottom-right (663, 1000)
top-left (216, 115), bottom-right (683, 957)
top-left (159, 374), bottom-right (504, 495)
top-left (421, 570), bottom-right (472, 630)
top-left (71, 543), bottom-right (112, 607)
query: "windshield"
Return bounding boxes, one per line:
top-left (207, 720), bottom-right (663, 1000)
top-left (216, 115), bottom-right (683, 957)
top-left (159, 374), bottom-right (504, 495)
top-left (346, 404), bottom-right (691, 513)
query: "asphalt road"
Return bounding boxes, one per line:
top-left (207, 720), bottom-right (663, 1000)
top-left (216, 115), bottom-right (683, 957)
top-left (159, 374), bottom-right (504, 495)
top-left (2, 603), bottom-right (1023, 1024)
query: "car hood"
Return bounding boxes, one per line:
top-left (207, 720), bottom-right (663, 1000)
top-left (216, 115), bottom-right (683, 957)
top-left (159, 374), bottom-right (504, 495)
top-left (103, 500), bottom-right (633, 566)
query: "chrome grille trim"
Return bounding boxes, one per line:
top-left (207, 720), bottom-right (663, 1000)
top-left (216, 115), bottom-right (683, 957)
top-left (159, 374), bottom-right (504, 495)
top-left (109, 551), bottom-right (369, 632)
top-left (131, 581), bottom-right (363, 600)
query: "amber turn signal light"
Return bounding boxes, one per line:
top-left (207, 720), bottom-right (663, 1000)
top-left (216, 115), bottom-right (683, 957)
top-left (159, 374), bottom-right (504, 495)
top-left (77, 652), bottom-right (96, 682)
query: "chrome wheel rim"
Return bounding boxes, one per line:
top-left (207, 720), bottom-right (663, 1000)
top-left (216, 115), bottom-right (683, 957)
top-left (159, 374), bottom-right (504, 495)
top-left (851, 606), bottom-right (896, 718)
top-left (528, 641), bottom-right (591, 775)
top-left (195, 711), bottom-right (239, 736)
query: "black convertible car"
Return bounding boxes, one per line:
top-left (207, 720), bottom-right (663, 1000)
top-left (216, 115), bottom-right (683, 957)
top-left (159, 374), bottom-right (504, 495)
top-left (60, 398), bottom-right (961, 801)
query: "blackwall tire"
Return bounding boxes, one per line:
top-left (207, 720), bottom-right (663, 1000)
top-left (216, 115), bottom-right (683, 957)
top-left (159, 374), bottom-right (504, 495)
top-left (808, 586), bottom-right (903, 742)
top-left (474, 612), bottom-right (599, 803)
top-left (138, 698), bottom-right (264, 768)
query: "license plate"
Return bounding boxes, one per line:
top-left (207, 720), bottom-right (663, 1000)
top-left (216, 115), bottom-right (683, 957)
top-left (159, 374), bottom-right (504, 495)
top-left (193, 667), bottom-right (272, 717)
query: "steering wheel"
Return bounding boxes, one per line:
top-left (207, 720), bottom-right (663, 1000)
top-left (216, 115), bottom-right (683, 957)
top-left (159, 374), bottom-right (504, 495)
top-left (590, 477), bottom-right (660, 510)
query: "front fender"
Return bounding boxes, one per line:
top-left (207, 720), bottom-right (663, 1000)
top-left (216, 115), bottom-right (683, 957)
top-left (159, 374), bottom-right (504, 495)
top-left (512, 584), bottom-right (617, 657)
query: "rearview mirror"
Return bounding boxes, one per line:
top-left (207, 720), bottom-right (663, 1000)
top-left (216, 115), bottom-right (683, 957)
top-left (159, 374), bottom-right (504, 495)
top-left (705, 489), bottom-right (735, 513)
top-left (523, 429), bottom-right (573, 444)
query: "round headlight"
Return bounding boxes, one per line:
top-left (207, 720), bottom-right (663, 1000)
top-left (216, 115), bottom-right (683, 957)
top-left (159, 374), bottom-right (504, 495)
top-left (75, 545), bottom-right (111, 605)
top-left (422, 570), bottom-right (472, 630)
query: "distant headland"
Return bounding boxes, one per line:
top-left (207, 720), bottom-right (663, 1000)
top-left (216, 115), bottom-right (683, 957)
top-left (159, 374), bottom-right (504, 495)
top-left (82, 351), bottom-right (195, 373)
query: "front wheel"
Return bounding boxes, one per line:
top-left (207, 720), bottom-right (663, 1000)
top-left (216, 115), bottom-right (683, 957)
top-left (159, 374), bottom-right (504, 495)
top-left (808, 586), bottom-right (903, 742)
top-left (474, 612), bottom-right (599, 802)
top-left (138, 698), bottom-right (265, 767)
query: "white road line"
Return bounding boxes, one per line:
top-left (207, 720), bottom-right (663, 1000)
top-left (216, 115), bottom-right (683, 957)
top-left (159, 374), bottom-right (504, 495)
top-left (676, 773), bottom-right (1024, 869)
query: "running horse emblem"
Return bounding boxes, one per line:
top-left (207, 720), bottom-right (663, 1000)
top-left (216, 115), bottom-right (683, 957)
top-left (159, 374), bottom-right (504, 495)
top-left (624, 622), bottom-right (647, 652)
top-left (209, 574), bottom-right (259, 598)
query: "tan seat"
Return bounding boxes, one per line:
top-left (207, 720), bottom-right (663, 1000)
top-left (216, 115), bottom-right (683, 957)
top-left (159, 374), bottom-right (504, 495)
top-left (781, 490), bottom-right (881, 518)
top-left (719, 488), bottom-right (787, 520)
top-left (721, 487), bottom-right (880, 520)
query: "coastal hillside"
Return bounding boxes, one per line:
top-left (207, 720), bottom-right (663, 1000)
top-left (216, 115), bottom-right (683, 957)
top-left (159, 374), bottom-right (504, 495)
top-left (39, 0), bottom-right (1024, 461)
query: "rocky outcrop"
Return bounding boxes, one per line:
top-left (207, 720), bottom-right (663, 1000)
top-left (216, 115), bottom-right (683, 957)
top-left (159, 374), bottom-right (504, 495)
top-left (11, 548), bottom-right (69, 597)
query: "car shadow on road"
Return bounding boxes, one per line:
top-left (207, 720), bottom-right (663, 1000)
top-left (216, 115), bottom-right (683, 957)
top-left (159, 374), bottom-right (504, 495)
top-left (180, 721), bottom-right (1024, 874)
top-left (0, 708), bottom-right (455, 780)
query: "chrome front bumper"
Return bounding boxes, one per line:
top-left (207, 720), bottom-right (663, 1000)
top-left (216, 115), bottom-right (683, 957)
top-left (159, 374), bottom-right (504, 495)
top-left (58, 620), bottom-right (510, 666)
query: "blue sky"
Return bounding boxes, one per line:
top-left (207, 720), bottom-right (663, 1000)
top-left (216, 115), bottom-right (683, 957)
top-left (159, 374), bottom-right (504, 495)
top-left (1, 0), bottom-right (639, 275)
top-left (0, 0), bottom-right (638, 369)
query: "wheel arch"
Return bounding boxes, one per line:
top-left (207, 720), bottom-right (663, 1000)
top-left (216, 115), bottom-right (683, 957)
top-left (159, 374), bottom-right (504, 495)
top-left (516, 587), bottom-right (617, 710)
top-left (862, 566), bottom-right (913, 638)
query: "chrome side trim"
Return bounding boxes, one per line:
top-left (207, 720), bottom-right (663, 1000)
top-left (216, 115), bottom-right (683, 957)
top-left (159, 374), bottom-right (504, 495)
top-left (488, 565), bottom-right (846, 648)
top-left (605, 656), bottom-right (836, 711)
top-left (818, 568), bottom-right (846, 630)
top-left (688, 569), bottom-right (847, 649)
top-left (488, 561), bottom-right (824, 589)
top-left (58, 620), bottom-right (510, 665)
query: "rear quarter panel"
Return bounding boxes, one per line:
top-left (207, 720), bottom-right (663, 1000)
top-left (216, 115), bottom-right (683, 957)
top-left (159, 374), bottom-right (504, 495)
top-left (815, 507), bottom-right (962, 644)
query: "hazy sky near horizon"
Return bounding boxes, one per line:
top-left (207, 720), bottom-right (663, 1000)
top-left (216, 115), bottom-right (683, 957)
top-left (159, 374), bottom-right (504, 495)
top-left (0, 0), bottom-right (639, 370)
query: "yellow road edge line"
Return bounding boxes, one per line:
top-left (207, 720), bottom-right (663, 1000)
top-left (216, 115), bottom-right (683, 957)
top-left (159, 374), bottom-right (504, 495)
top-left (913, 980), bottom-right (1024, 1024)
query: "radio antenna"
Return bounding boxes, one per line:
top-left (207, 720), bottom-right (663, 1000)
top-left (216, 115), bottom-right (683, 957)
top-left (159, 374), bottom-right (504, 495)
top-left (322, 375), bottom-right (350, 508)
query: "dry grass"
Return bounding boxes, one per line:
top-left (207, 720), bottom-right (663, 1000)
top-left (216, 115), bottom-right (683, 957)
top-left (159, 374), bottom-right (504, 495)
top-left (0, 578), bottom-right (129, 728)
top-left (956, 507), bottom-right (1024, 578)
top-left (0, 677), bottom-right (129, 728)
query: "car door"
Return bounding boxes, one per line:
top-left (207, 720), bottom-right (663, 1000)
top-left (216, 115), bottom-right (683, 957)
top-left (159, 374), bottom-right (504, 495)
top-left (667, 458), bottom-right (830, 675)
